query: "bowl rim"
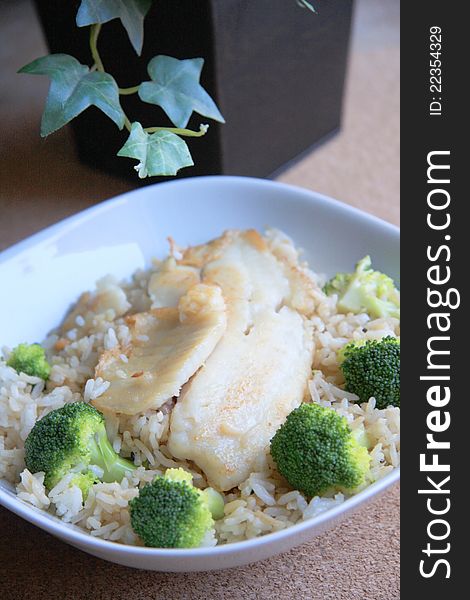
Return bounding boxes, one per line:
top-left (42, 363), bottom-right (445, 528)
top-left (0, 175), bottom-right (399, 261)
top-left (0, 175), bottom-right (400, 558)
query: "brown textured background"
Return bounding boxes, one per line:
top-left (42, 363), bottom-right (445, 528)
top-left (0, 0), bottom-right (399, 597)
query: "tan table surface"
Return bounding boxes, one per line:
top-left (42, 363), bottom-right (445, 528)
top-left (0, 0), bottom-right (399, 598)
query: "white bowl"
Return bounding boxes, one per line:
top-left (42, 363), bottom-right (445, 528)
top-left (0, 176), bottom-right (399, 571)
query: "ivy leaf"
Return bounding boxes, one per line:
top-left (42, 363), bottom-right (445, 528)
top-left (19, 54), bottom-right (125, 137)
top-left (117, 122), bottom-right (194, 177)
top-left (138, 56), bottom-right (225, 129)
top-left (76, 0), bottom-right (152, 55)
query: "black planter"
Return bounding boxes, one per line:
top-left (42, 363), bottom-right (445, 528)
top-left (34, 0), bottom-right (353, 182)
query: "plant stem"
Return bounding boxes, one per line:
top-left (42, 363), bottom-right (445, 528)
top-left (119, 86), bottom-right (140, 95)
top-left (90, 24), bottom-right (104, 72)
top-left (89, 26), bottom-right (140, 97)
top-left (143, 126), bottom-right (208, 137)
top-left (123, 116), bottom-right (132, 132)
top-left (89, 24), bottom-right (132, 132)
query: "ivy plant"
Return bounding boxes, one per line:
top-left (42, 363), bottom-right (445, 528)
top-left (20, 0), bottom-right (314, 178)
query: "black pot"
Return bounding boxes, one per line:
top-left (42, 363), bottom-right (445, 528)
top-left (33, 0), bottom-right (353, 182)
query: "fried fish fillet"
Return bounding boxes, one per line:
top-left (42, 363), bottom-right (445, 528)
top-left (148, 257), bottom-right (200, 309)
top-left (92, 284), bottom-right (226, 415)
top-left (168, 231), bottom-right (314, 490)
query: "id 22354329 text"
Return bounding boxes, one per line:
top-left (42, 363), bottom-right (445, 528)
top-left (429, 26), bottom-right (443, 116)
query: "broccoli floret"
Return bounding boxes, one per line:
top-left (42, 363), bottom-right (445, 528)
top-left (323, 272), bottom-right (349, 296)
top-left (24, 402), bottom-right (135, 490)
top-left (339, 336), bottom-right (400, 409)
top-left (164, 469), bottom-right (225, 519)
top-left (270, 403), bottom-right (370, 497)
top-left (324, 256), bottom-right (400, 319)
top-left (7, 343), bottom-right (51, 380)
top-left (129, 467), bottom-right (220, 548)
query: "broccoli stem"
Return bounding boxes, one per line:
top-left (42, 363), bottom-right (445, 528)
top-left (88, 426), bottom-right (136, 483)
top-left (200, 487), bottom-right (225, 520)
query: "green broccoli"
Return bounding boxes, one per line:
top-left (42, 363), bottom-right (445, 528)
top-left (129, 467), bottom-right (223, 548)
top-left (164, 468), bottom-right (225, 519)
top-left (70, 471), bottom-right (98, 499)
top-left (24, 402), bottom-right (136, 491)
top-left (324, 256), bottom-right (400, 319)
top-left (7, 343), bottom-right (51, 380)
top-left (200, 486), bottom-right (225, 521)
top-left (270, 403), bottom-right (370, 498)
top-left (339, 336), bottom-right (400, 409)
